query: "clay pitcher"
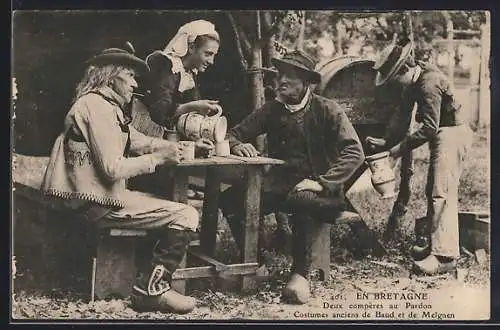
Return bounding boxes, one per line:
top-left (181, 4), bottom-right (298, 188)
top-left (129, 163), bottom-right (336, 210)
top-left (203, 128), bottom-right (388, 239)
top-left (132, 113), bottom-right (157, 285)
top-left (365, 151), bottom-right (397, 199)
top-left (177, 105), bottom-right (227, 142)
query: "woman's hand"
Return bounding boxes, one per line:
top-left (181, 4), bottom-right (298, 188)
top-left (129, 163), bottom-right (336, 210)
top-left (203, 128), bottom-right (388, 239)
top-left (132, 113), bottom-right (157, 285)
top-left (194, 138), bottom-right (215, 158)
top-left (186, 99), bottom-right (221, 116)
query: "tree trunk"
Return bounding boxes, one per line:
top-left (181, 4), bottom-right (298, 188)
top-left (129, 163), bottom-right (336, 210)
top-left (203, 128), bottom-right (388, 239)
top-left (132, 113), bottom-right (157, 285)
top-left (261, 11), bottom-right (276, 69)
top-left (250, 11), bottom-right (265, 153)
top-left (296, 11), bottom-right (306, 51)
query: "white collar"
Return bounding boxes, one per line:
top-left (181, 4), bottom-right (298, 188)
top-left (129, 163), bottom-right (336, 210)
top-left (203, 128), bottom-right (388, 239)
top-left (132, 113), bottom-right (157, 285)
top-left (276, 88), bottom-right (311, 113)
top-left (161, 52), bottom-right (198, 93)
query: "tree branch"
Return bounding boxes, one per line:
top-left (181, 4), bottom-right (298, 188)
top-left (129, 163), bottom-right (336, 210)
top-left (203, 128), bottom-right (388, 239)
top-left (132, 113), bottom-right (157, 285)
top-left (226, 12), bottom-right (249, 70)
top-left (226, 12), bottom-right (252, 61)
top-left (256, 10), bottom-right (291, 48)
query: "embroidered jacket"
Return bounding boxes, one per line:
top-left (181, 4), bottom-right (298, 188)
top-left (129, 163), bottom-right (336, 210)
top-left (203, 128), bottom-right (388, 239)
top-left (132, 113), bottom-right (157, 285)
top-left (41, 87), bottom-right (168, 208)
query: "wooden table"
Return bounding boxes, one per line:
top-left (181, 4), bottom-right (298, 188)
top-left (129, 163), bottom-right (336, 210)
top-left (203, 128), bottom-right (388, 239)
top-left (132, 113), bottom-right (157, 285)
top-left (162, 155), bottom-right (284, 293)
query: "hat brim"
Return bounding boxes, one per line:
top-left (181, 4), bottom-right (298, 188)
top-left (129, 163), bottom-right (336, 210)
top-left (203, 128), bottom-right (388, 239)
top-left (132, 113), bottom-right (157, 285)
top-left (271, 57), bottom-right (321, 84)
top-left (87, 53), bottom-right (149, 75)
top-left (375, 42), bottom-right (413, 87)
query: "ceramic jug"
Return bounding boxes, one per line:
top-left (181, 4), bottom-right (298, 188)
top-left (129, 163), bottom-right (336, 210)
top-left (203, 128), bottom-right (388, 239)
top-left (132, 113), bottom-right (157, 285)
top-left (365, 151), bottom-right (397, 199)
top-left (177, 105), bottom-right (227, 142)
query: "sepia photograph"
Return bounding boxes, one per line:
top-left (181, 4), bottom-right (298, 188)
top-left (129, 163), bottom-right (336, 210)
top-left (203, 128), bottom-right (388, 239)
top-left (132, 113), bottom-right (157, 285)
top-left (11, 9), bottom-right (491, 321)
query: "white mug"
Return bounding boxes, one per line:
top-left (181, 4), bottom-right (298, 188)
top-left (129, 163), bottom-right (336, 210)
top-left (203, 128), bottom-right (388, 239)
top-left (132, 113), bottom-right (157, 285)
top-left (216, 140), bottom-right (230, 157)
top-left (179, 141), bottom-right (195, 161)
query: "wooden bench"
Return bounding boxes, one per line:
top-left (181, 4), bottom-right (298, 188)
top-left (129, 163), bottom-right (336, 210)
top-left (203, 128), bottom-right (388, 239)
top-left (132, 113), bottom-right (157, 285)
top-left (457, 211), bottom-right (490, 254)
top-left (308, 164), bottom-right (388, 281)
top-left (283, 208), bottom-right (386, 283)
top-left (307, 210), bottom-right (365, 281)
top-left (12, 153), bottom-right (204, 300)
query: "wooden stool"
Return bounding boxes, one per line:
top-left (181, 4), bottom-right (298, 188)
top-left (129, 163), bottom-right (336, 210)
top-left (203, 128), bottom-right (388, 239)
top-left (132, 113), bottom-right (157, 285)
top-left (309, 211), bottom-right (362, 282)
top-left (92, 228), bottom-right (201, 301)
top-left (92, 228), bottom-right (148, 301)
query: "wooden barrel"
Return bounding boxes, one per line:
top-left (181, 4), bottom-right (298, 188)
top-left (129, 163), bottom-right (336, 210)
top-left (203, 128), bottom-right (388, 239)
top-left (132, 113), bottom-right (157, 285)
top-left (314, 55), bottom-right (404, 151)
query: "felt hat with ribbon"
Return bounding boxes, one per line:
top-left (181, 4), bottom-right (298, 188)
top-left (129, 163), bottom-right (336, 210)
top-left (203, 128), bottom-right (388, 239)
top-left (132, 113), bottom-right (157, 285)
top-left (271, 50), bottom-right (322, 84)
top-left (86, 42), bottom-right (149, 74)
top-left (373, 38), bottom-right (414, 86)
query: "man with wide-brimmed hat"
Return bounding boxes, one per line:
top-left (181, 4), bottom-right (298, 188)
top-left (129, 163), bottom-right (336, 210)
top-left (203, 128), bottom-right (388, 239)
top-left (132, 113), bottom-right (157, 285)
top-left (42, 43), bottom-right (213, 314)
top-left (366, 38), bottom-right (473, 275)
top-left (219, 50), bottom-right (364, 304)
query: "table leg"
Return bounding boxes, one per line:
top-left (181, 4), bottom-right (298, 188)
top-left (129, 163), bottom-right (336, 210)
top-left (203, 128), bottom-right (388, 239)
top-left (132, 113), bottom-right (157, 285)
top-left (241, 166), bottom-right (262, 292)
top-left (168, 168), bottom-right (189, 203)
top-left (200, 167), bottom-right (221, 257)
top-left (168, 168), bottom-right (189, 294)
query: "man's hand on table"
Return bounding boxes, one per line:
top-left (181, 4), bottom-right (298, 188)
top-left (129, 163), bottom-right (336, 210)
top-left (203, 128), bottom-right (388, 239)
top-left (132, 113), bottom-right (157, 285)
top-left (231, 143), bottom-right (260, 157)
top-left (292, 178), bottom-right (324, 193)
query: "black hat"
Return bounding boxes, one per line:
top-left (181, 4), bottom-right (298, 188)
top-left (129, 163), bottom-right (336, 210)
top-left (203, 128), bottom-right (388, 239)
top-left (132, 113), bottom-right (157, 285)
top-left (271, 50), bottom-right (321, 84)
top-left (373, 38), bottom-right (413, 86)
top-left (86, 41), bottom-right (149, 74)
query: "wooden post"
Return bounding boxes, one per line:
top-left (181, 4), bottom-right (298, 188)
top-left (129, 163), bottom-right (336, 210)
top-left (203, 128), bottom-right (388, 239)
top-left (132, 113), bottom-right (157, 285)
top-left (252, 11), bottom-right (266, 153)
top-left (241, 166), bottom-right (262, 292)
top-left (406, 11), bottom-right (414, 56)
top-left (446, 19), bottom-right (455, 87)
top-left (296, 11), bottom-right (306, 51)
top-left (468, 40), bottom-right (481, 128)
top-left (336, 20), bottom-right (343, 56)
top-left (479, 15), bottom-right (491, 127)
top-left (200, 168), bottom-right (221, 257)
top-left (262, 11), bottom-right (276, 69)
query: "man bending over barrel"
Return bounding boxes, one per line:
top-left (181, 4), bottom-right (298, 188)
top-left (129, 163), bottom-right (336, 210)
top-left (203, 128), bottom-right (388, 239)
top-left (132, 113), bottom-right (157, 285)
top-left (219, 50), bottom-right (364, 304)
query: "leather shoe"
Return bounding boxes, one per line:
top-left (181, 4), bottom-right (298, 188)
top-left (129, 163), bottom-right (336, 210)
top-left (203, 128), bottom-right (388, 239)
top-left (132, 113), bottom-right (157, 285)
top-left (131, 289), bottom-right (196, 314)
top-left (413, 254), bottom-right (456, 276)
top-left (282, 273), bottom-right (310, 304)
top-left (411, 236), bottom-right (430, 261)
